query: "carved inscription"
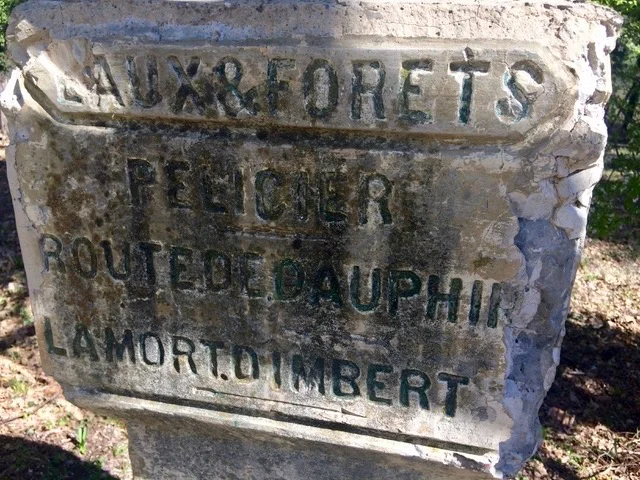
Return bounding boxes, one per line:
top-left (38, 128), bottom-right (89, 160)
top-left (44, 319), bottom-right (470, 417)
top-left (29, 119), bottom-right (517, 444)
top-left (127, 158), bottom-right (394, 228)
top-left (41, 233), bottom-right (502, 326)
top-left (36, 142), bottom-right (509, 424)
top-left (27, 41), bottom-right (566, 138)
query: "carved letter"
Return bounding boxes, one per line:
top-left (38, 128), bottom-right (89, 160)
top-left (126, 56), bottom-right (162, 108)
top-left (496, 61), bottom-right (544, 124)
top-left (167, 56), bottom-right (209, 114)
top-left (351, 61), bottom-right (386, 120)
top-left (449, 48), bottom-right (490, 125)
top-left (399, 59), bottom-right (433, 124)
top-left (303, 59), bottom-right (339, 119)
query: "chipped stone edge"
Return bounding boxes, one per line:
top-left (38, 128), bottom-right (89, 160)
top-left (497, 8), bottom-right (622, 477)
top-left (0, 68), bottom-right (53, 365)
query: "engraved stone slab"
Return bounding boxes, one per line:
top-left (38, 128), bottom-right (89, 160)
top-left (2, 1), bottom-right (620, 478)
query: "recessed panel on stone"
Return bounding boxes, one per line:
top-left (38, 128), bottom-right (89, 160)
top-left (2, 1), bottom-right (621, 478)
top-left (24, 40), bottom-right (569, 140)
top-left (20, 126), bottom-right (518, 449)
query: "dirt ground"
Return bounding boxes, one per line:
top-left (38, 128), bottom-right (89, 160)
top-left (0, 144), bottom-right (638, 479)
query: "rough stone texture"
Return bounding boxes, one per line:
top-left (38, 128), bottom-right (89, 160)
top-left (1, 1), bottom-right (620, 478)
top-left (67, 387), bottom-right (494, 479)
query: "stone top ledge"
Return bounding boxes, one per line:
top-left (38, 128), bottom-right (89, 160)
top-left (10, 0), bottom-right (621, 35)
top-left (9, 0), bottom-right (621, 66)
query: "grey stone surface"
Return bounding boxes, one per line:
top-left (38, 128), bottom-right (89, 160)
top-left (67, 387), bottom-right (494, 479)
top-left (1, 0), bottom-right (620, 478)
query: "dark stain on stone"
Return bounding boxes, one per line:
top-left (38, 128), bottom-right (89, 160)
top-left (473, 254), bottom-right (493, 270)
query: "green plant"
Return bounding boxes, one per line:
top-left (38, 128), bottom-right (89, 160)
top-left (9, 377), bottom-right (28, 395)
top-left (583, 273), bottom-right (601, 282)
top-left (76, 422), bottom-right (89, 455)
top-left (12, 254), bottom-right (23, 269)
top-left (19, 305), bottom-right (32, 326)
top-left (567, 450), bottom-right (585, 468)
top-left (588, 0), bottom-right (640, 244)
top-left (112, 442), bottom-right (127, 457)
top-left (56, 414), bottom-right (71, 427)
top-left (0, 0), bottom-right (24, 71)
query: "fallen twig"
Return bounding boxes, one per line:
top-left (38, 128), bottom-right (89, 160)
top-left (0, 392), bottom-right (61, 427)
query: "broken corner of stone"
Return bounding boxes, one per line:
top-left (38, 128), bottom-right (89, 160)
top-left (1, 0), bottom-right (621, 478)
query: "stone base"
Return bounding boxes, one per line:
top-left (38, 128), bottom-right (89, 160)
top-left (127, 422), bottom-right (493, 480)
top-left (66, 387), bottom-right (496, 479)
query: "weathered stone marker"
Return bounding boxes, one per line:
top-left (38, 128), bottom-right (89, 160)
top-left (1, 0), bottom-right (620, 478)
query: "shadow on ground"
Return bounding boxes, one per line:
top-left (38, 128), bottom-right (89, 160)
top-left (0, 435), bottom-right (118, 480)
top-left (543, 315), bottom-right (640, 433)
top-left (525, 309), bottom-right (640, 479)
top-left (0, 154), bottom-right (32, 353)
top-left (0, 157), bottom-right (22, 291)
top-left (0, 323), bottom-right (34, 354)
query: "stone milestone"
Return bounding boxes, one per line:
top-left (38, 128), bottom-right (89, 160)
top-left (1, 0), bottom-right (620, 478)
